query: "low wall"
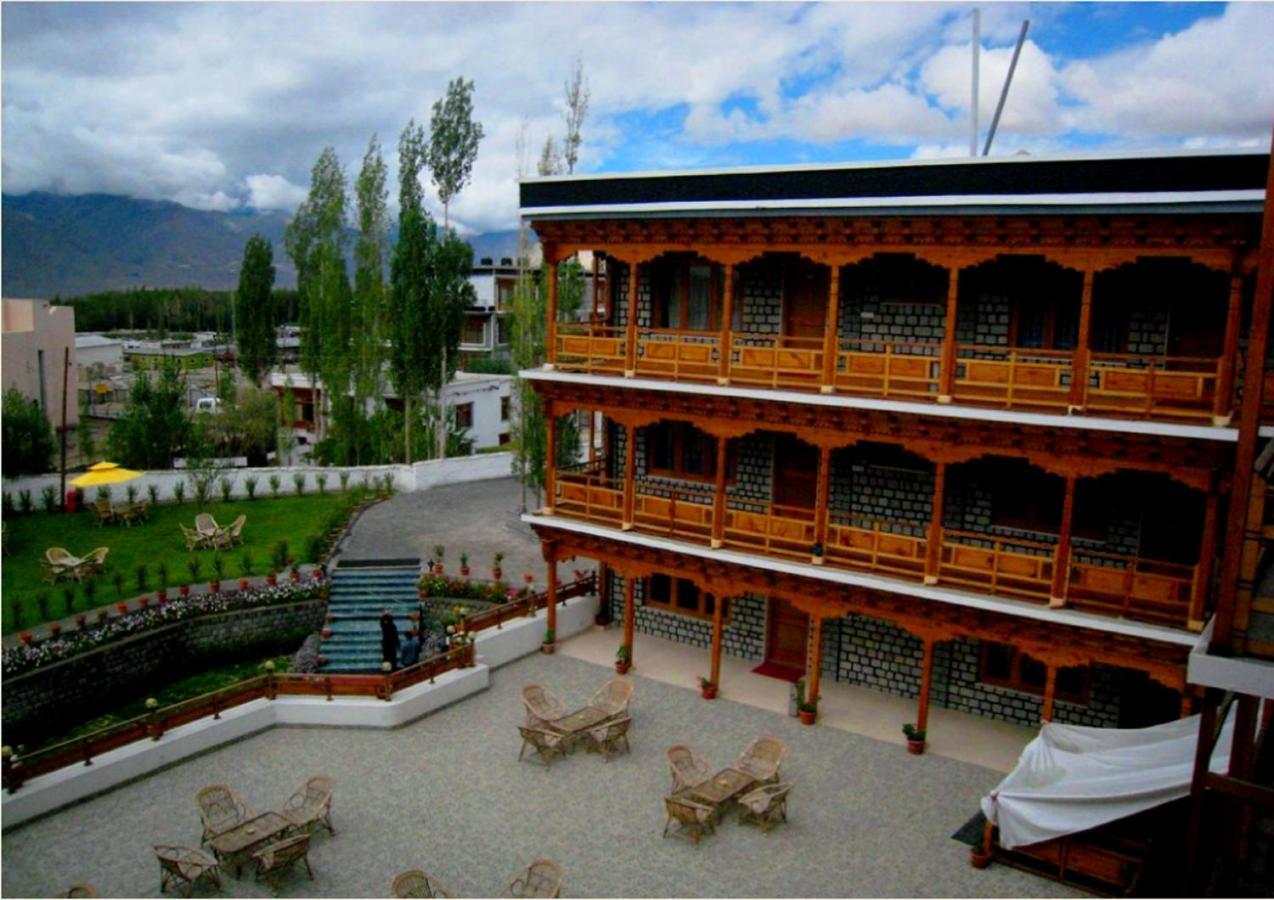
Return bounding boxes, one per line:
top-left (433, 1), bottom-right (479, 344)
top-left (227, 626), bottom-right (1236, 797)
top-left (2, 453), bottom-right (514, 506)
top-left (2, 600), bottom-right (326, 745)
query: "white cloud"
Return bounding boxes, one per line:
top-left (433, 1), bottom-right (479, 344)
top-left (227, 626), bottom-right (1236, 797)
top-left (243, 174), bottom-right (309, 213)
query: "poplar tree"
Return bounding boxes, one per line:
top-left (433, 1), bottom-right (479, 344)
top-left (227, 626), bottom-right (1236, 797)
top-left (562, 57), bottom-right (590, 175)
top-left (390, 120), bottom-right (432, 463)
top-left (427, 77), bottom-right (484, 229)
top-left (354, 135), bottom-right (390, 461)
top-left (234, 234), bottom-right (276, 385)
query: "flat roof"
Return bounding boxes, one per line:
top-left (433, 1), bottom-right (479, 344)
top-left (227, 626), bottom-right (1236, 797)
top-left (520, 149), bottom-right (1268, 220)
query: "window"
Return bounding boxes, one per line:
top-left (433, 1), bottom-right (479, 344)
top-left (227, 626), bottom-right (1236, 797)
top-left (497, 316), bottom-right (511, 346)
top-left (463, 316), bottom-right (486, 346)
top-left (1010, 297), bottom-right (1079, 350)
top-left (498, 432), bottom-right (511, 445)
top-left (646, 422), bottom-right (720, 481)
top-left (500, 396), bottom-right (511, 422)
top-left (980, 642), bottom-right (1088, 704)
top-left (990, 466), bottom-right (1063, 533)
top-left (653, 262), bottom-right (719, 331)
top-left (645, 575), bottom-right (727, 621)
top-left (496, 278), bottom-right (516, 310)
top-left (454, 402), bottom-right (474, 429)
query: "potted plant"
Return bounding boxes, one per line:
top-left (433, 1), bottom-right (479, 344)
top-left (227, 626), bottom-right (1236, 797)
top-left (321, 628), bottom-right (333, 639)
top-left (289, 561), bottom-right (301, 583)
top-left (138, 595), bottom-right (150, 609)
top-left (699, 676), bottom-right (717, 700)
top-left (186, 557), bottom-right (203, 588)
top-left (433, 545), bottom-right (446, 575)
top-left (75, 613), bottom-right (88, 629)
top-left (267, 569), bottom-right (278, 587)
top-left (156, 563), bottom-right (169, 603)
top-left (541, 627), bottom-right (556, 654)
top-left (523, 572), bottom-right (535, 585)
top-left (790, 678), bottom-right (805, 718)
top-left (615, 643), bottom-right (631, 674)
top-left (116, 601), bottom-right (129, 615)
top-left (210, 554), bottom-right (225, 593)
top-left (460, 553), bottom-right (470, 577)
top-left (492, 552), bottom-right (504, 582)
top-left (179, 583), bottom-right (191, 598)
top-left (18, 631), bottom-right (34, 646)
top-left (49, 622), bottom-right (62, 637)
top-left (902, 723), bottom-right (927, 755)
top-left (811, 542), bottom-right (824, 564)
top-left (798, 700), bottom-right (818, 726)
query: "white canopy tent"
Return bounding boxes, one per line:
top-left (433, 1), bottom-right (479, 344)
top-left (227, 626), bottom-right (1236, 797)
top-left (982, 712), bottom-right (1235, 849)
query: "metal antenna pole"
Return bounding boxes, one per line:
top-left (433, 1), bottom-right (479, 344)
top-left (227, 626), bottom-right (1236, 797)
top-left (971, 8), bottom-right (980, 156)
top-left (983, 20), bottom-right (1031, 156)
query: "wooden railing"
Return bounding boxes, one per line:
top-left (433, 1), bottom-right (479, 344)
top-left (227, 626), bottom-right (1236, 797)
top-left (726, 333), bottom-right (825, 390)
top-left (632, 482), bottom-right (716, 543)
top-left (938, 529), bottom-right (1056, 600)
top-left (555, 460), bottom-right (623, 526)
top-left (952, 345), bottom-right (1074, 411)
top-left (722, 500), bottom-right (817, 559)
top-left (634, 329), bottom-right (720, 381)
top-left (554, 323), bottom-right (627, 374)
top-left (825, 515), bottom-right (927, 577)
top-left (1085, 353), bottom-right (1220, 420)
top-left (3, 575), bottom-right (600, 793)
top-left (835, 339), bottom-right (942, 400)
top-left (1067, 552), bottom-right (1197, 627)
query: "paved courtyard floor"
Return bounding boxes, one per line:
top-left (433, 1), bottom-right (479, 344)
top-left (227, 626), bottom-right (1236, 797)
top-left (1, 652), bottom-right (1076, 898)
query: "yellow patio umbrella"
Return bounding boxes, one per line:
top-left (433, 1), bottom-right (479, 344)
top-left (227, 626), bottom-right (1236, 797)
top-left (71, 461), bottom-right (143, 488)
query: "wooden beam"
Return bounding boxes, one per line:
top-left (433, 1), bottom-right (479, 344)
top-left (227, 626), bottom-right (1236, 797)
top-left (711, 436), bottom-right (730, 548)
top-left (622, 423), bottom-right (637, 529)
top-left (710, 594), bottom-right (724, 689)
top-left (807, 614), bottom-right (824, 707)
top-left (1230, 693), bottom-right (1259, 779)
top-left (624, 261), bottom-right (640, 377)
top-left (623, 576), bottom-right (636, 669)
top-left (544, 413), bottom-right (557, 514)
top-left (917, 638), bottom-right (935, 734)
top-left (718, 264), bottom-right (735, 385)
top-left (545, 259), bottom-right (559, 369)
top-left (1186, 688), bottom-right (1222, 886)
top-left (591, 252), bottom-right (600, 320)
top-left (1069, 269), bottom-right (1095, 410)
top-left (1191, 483), bottom-right (1219, 631)
top-left (812, 444), bottom-right (832, 562)
top-left (587, 408), bottom-right (596, 464)
top-left (1041, 663), bottom-right (1058, 722)
top-left (1050, 475), bottom-right (1076, 607)
top-left (820, 266), bottom-right (842, 392)
top-left (924, 461), bottom-right (947, 584)
top-left (938, 267), bottom-right (960, 402)
top-left (545, 549), bottom-right (558, 635)
top-left (1213, 267), bottom-right (1245, 425)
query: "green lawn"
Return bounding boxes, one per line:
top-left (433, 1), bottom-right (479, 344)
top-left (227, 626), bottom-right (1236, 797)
top-left (1, 493), bottom-right (348, 633)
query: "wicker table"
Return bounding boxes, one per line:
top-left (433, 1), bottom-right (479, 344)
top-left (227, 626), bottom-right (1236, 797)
top-left (689, 768), bottom-right (756, 822)
top-left (548, 705), bottom-right (612, 752)
top-left (210, 812), bottom-right (292, 877)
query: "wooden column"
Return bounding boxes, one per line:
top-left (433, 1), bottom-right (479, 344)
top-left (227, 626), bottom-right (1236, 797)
top-left (812, 444), bottom-right (833, 562)
top-left (545, 258), bottom-right (559, 369)
top-left (621, 423), bottom-right (637, 529)
top-left (1213, 268), bottom-right (1244, 425)
top-left (545, 551), bottom-right (558, 636)
top-left (807, 614), bottom-right (824, 708)
top-left (709, 594), bottom-right (724, 690)
top-left (711, 436), bottom-right (730, 548)
top-left (624, 261), bottom-right (640, 377)
top-left (924, 462), bottom-right (947, 584)
top-left (1190, 483), bottom-right (1220, 632)
top-left (1069, 268), bottom-right (1095, 410)
top-left (587, 409), bottom-right (596, 464)
top-left (1050, 475), bottom-right (1077, 608)
top-left (916, 638), bottom-right (935, 735)
top-left (820, 266), bottom-right (842, 393)
top-left (1230, 693), bottom-right (1259, 779)
top-left (543, 410), bottom-right (557, 515)
top-left (623, 576), bottom-right (636, 669)
top-left (1041, 664), bottom-right (1058, 722)
top-left (938, 267), bottom-right (961, 402)
top-left (591, 253), bottom-right (600, 320)
top-left (718, 264), bottom-right (735, 385)
top-left (1186, 688), bottom-right (1221, 885)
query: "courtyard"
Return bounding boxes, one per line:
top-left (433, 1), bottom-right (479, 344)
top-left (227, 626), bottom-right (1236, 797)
top-left (0, 649), bottom-right (1075, 898)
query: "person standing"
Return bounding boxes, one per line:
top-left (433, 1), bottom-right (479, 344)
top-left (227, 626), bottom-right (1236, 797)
top-left (400, 629), bottom-right (422, 667)
top-left (380, 609), bottom-right (400, 669)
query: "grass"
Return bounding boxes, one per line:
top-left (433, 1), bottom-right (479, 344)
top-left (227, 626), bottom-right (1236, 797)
top-left (1, 493), bottom-right (348, 634)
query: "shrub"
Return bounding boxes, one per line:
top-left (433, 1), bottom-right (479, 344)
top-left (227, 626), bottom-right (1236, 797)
top-left (339, 471), bottom-right (350, 492)
top-left (18, 490), bottom-right (33, 514)
top-left (126, 484), bottom-right (138, 504)
top-left (382, 472), bottom-right (394, 495)
top-left (82, 577), bottom-right (98, 609)
top-left (304, 534), bottom-right (324, 564)
top-left (271, 540), bottom-right (289, 573)
top-left (96, 486), bottom-right (112, 504)
top-left (244, 476), bottom-right (258, 500)
top-left (316, 473), bottom-right (328, 494)
top-left (191, 473), bottom-right (213, 508)
top-left (61, 586), bottom-right (76, 617)
top-left (35, 591), bottom-right (50, 621)
top-left (111, 571), bottom-right (125, 597)
top-left (292, 472), bottom-right (306, 496)
top-left (147, 484), bottom-right (160, 506)
top-left (40, 485), bottom-right (58, 512)
top-left (2, 493), bottom-right (14, 517)
top-left (172, 481), bottom-right (186, 504)
top-left (157, 562), bottom-right (169, 588)
top-left (212, 554), bottom-right (226, 581)
top-left (219, 477), bottom-right (234, 502)
top-left (268, 474), bottom-right (281, 498)
top-left (135, 564), bottom-right (149, 592)
top-left (239, 551), bottom-right (254, 577)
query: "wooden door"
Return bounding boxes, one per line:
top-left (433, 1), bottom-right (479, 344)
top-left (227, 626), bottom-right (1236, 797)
top-left (766, 599), bottom-right (809, 669)
top-left (773, 435), bottom-right (819, 510)
top-left (784, 265), bottom-right (829, 339)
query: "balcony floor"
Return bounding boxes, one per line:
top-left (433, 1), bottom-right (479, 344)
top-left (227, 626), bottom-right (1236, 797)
top-left (561, 624), bottom-right (1036, 773)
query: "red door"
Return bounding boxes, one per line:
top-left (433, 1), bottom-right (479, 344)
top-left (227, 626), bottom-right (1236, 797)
top-left (783, 265), bottom-right (829, 340)
top-left (766, 599), bottom-right (809, 670)
top-left (773, 435), bottom-right (819, 511)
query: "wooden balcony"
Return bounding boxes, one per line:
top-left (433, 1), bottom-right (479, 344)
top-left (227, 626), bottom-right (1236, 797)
top-left (554, 323), bottom-right (627, 375)
top-left (938, 529), bottom-right (1058, 600)
top-left (554, 461), bottom-right (623, 526)
top-left (834, 339), bottom-right (941, 400)
top-left (951, 346), bottom-right (1073, 411)
top-left (725, 334), bottom-right (825, 391)
top-left (1067, 551), bottom-right (1199, 628)
top-left (632, 483), bottom-right (715, 542)
top-left (634, 329), bottom-right (720, 381)
top-left (721, 499), bottom-right (817, 560)
top-left (825, 514), bottom-right (927, 577)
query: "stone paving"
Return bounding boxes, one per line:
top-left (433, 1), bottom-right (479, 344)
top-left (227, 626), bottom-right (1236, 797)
top-left (0, 651), bottom-right (1077, 898)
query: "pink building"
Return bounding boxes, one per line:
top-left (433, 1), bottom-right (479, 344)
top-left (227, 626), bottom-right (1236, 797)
top-left (2, 298), bottom-right (78, 431)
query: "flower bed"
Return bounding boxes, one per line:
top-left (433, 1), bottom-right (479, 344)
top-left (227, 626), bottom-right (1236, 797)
top-left (3, 580), bottom-right (327, 678)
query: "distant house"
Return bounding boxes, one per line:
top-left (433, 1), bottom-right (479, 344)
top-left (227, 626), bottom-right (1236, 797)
top-left (461, 258), bottom-right (519, 369)
top-left (1, 298), bottom-right (77, 430)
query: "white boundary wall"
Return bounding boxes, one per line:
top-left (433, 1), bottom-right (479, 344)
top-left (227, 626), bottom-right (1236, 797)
top-left (1, 593), bottom-right (598, 828)
top-left (2, 453), bottom-right (513, 505)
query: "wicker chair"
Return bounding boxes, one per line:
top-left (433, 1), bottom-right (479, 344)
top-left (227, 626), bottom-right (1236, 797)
top-left (43, 547), bottom-right (83, 582)
top-left (153, 845), bottom-right (221, 897)
top-left (735, 737), bottom-right (787, 784)
top-left (391, 869), bottom-right (454, 898)
top-left (667, 745), bottom-right (713, 793)
top-left (78, 547), bottom-right (109, 578)
top-left (59, 885), bottom-right (97, 898)
top-left (589, 677), bottom-right (634, 719)
top-left (281, 774), bottom-right (335, 835)
top-left (195, 784), bottom-right (254, 845)
top-left (180, 523), bottom-right (206, 551)
top-left (508, 859), bottom-right (563, 898)
top-left (518, 724), bottom-right (567, 767)
top-left (222, 514), bottom-right (246, 548)
top-left (253, 833), bottom-right (313, 888)
top-left (663, 791), bottom-right (717, 846)
top-left (194, 513), bottom-right (220, 543)
top-left (737, 782), bottom-right (793, 832)
top-left (92, 499), bottom-right (116, 526)
top-left (585, 716), bottom-right (631, 762)
top-left (521, 684), bottom-right (567, 727)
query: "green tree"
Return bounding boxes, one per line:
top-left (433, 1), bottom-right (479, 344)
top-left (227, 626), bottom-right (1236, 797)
top-left (108, 363), bottom-right (192, 469)
top-left (427, 77), bottom-right (484, 229)
top-left (2, 388), bottom-right (56, 476)
top-left (234, 234), bottom-right (277, 385)
top-left (389, 119), bottom-right (432, 463)
top-left (208, 383), bottom-right (278, 466)
top-left (353, 135), bottom-right (390, 462)
top-left (562, 57), bottom-right (590, 175)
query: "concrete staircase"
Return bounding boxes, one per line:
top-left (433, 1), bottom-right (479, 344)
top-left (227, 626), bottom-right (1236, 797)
top-left (319, 559), bottom-right (421, 673)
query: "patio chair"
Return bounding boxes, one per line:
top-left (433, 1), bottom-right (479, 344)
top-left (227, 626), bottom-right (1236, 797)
top-left (59, 885), bottom-right (97, 898)
top-left (153, 845), bottom-right (221, 897)
top-left (663, 790), bottom-right (717, 846)
top-left (518, 724), bottom-right (567, 767)
top-left (78, 547), bottom-right (109, 578)
top-left (584, 715), bottom-right (632, 762)
top-left (508, 859), bottom-right (563, 898)
top-left (667, 744), bottom-right (713, 793)
top-left (391, 869), bottom-right (454, 898)
top-left (280, 774), bottom-right (335, 836)
top-left (180, 523), bottom-right (207, 552)
top-left (253, 833), bottom-right (313, 888)
top-left (589, 677), bottom-right (634, 719)
top-left (120, 500), bottom-right (150, 526)
top-left (222, 514), bottom-right (246, 548)
top-left (194, 513), bottom-right (220, 543)
top-left (92, 499), bottom-right (115, 526)
top-left (521, 684), bottom-right (567, 728)
top-left (195, 784), bottom-right (254, 845)
top-left (43, 547), bottom-right (84, 583)
top-left (737, 782), bottom-right (793, 833)
top-left (735, 737), bottom-right (787, 784)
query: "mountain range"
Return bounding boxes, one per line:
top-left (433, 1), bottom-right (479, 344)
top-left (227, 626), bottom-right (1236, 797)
top-left (2, 192), bottom-right (529, 299)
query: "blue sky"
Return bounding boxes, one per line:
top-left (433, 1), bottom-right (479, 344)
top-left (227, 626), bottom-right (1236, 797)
top-left (3, 2), bottom-right (1271, 232)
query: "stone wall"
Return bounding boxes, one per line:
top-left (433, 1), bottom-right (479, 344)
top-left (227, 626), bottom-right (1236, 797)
top-left (2, 600), bottom-right (325, 745)
top-left (737, 266), bottom-right (783, 335)
top-left (606, 572), bottom-right (767, 662)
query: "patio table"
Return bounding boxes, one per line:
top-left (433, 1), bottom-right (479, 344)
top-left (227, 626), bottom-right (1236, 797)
top-left (547, 705), bottom-right (612, 752)
top-left (689, 768), bottom-right (756, 822)
top-left (210, 811), bottom-right (292, 877)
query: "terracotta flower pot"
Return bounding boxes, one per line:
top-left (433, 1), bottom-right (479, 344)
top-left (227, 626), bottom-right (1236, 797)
top-left (434, 564), bottom-right (445, 575)
top-left (970, 850), bottom-right (993, 869)
top-left (492, 568), bottom-right (503, 581)
top-left (460, 566), bottom-right (470, 577)
top-left (179, 585), bottom-right (191, 598)
top-left (49, 623), bottom-right (62, 637)
top-left (906, 739), bottom-right (926, 755)
top-left (75, 613), bottom-right (87, 629)
top-left (321, 628), bottom-right (333, 639)
top-left (312, 570), bottom-right (324, 580)
top-left (701, 684), bottom-right (718, 700)
top-left (116, 602), bottom-right (129, 615)
top-left (267, 573), bottom-right (278, 586)
top-left (19, 631), bottom-right (35, 645)
top-left (316, 655), bottom-right (328, 667)
top-left (138, 596), bottom-right (150, 609)
top-left (289, 570), bottom-right (300, 583)
top-left (156, 590), bottom-right (167, 603)
top-left (523, 573), bottom-right (534, 584)
top-left (540, 642), bottom-right (556, 655)
top-left (798, 709), bottom-right (817, 726)
top-left (238, 578), bottom-right (250, 590)
top-left (615, 660), bottom-right (631, 674)
top-left (209, 580), bottom-right (221, 594)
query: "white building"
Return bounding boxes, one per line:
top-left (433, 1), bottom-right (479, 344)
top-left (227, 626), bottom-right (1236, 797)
top-left (461, 258), bottom-right (518, 366)
top-left (1, 298), bottom-right (78, 430)
top-left (75, 334), bottom-right (125, 373)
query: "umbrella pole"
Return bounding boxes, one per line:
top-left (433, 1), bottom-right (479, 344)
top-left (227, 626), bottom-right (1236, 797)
top-left (59, 347), bottom-right (70, 511)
